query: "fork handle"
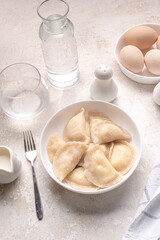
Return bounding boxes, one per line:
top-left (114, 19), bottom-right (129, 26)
top-left (32, 165), bottom-right (43, 220)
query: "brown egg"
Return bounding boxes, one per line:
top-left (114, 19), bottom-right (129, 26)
top-left (119, 45), bottom-right (144, 73)
top-left (145, 49), bottom-right (160, 75)
top-left (156, 35), bottom-right (160, 49)
top-left (124, 26), bottom-right (158, 50)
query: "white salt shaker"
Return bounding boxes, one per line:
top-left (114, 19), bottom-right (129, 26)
top-left (90, 64), bottom-right (118, 102)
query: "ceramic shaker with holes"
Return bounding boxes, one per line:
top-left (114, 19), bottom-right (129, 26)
top-left (90, 64), bottom-right (118, 102)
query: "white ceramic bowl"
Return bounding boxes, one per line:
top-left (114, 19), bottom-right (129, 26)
top-left (115, 23), bottom-right (160, 84)
top-left (40, 101), bottom-right (142, 194)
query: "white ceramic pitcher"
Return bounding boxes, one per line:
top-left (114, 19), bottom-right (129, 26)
top-left (0, 146), bottom-right (21, 184)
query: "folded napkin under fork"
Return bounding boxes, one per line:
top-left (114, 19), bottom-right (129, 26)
top-left (123, 158), bottom-right (160, 240)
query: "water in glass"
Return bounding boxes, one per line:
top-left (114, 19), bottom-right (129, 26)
top-left (38, 1), bottom-right (79, 88)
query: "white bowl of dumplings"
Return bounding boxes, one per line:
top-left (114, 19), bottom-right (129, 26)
top-left (40, 101), bottom-right (141, 194)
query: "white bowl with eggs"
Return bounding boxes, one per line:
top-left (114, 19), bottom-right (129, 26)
top-left (115, 23), bottom-right (160, 84)
top-left (40, 100), bottom-right (142, 195)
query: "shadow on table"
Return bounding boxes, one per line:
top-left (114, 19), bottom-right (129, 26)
top-left (0, 176), bottom-right (20, 201)
top-left (47, 169), bottom-right (141, 216)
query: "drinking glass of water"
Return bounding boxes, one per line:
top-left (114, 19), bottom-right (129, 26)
top-left (0, 63), bottom-right (49, 120)
top-left (37, 0), bottom-right (79, 88)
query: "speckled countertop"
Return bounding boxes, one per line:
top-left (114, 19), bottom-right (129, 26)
top-left (0, 0), bottom-right (160, 239)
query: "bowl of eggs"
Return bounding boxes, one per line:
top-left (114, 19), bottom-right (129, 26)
top-left (115, 23), bottom-right (160, 84)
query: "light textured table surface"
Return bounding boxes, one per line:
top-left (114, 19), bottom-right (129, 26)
top-left (1, 0), bottom-right (160, 239)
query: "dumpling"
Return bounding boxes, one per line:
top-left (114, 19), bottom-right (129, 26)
top-left (65, 167), bottom-right (98, 191)
top-left (63, 108), bottom-right (90, 143)
top-left (100, 142), bottom-right (114, 158)
top-left (53, 142), bottom-right (87, 181)
top-left (84, 144), bottom-right (122, 188)
top-left (107, 142), bottom-right (114, 160)
top-left (77, 152), bottom-right (86, 167)
top-left (110, 140), bottom-right (136, 175)
top-left (77, 143), bottom-right (112, 167)
top-left (89, 112), bottom-right (131, 144)
top-left (47, 133), bottom-right (65, 163)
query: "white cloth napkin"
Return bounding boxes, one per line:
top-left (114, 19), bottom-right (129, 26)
top-left (123, 158), bottom-right (160, 240)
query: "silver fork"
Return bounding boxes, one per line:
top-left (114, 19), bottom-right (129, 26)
top-left (23, 130), bottom-right (43, 220)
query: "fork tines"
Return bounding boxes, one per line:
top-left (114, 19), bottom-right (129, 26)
top-left (23, 130), bottom-right (36, 152)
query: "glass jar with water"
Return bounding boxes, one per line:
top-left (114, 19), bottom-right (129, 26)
top-left (37, 0), bottom-right (79, 88)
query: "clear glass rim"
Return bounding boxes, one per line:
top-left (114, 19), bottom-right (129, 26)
top-left (0, 62), bottom-right (41, 100)
top-left (37, 0), bottom-right (69, 22)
